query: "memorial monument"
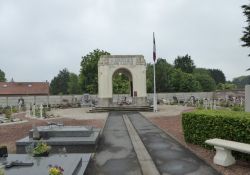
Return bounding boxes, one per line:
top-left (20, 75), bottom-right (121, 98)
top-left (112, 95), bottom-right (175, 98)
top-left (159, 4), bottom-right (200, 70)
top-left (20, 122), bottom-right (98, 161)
top-left (98, 55), bottom-right (148, 107)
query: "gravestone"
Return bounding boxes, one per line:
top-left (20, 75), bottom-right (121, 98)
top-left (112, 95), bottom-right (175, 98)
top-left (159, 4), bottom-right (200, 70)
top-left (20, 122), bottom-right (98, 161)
top-left (0, 154), bottom-right (91, 175)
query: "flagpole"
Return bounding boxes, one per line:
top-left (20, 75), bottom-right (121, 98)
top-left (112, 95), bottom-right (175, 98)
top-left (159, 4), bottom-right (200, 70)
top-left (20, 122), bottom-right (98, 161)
top-left (153, 32), bottom-right (157, 112)
top-left (153, 60), bottom-right (157, 112)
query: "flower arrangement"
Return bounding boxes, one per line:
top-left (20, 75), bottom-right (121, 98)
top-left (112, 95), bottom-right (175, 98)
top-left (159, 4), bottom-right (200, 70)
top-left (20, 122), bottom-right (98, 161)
top-left (48, 165), bottom-right (64, 175)
top-left (32, 141), bottom-right (51, 156)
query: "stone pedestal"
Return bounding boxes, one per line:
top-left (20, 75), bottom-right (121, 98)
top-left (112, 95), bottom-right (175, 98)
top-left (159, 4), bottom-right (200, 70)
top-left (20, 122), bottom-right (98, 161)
top-left (245, 85), bottom-right (250, 112)
top-left (213, 146), bottom-right (235, 166)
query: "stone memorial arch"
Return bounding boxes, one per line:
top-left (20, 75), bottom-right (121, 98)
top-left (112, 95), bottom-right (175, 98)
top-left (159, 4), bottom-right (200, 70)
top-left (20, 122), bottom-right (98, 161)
top-left (98, 55), bottom-right (147, 107)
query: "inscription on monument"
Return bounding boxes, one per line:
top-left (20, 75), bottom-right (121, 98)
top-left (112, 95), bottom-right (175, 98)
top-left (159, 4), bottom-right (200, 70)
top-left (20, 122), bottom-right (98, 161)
top-left (109, 58), bottom-right (133, 65)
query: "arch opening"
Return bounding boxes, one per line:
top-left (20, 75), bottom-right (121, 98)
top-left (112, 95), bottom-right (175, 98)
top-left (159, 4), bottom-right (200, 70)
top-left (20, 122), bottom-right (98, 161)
top-left (112, 68), bottom-right (133, 97)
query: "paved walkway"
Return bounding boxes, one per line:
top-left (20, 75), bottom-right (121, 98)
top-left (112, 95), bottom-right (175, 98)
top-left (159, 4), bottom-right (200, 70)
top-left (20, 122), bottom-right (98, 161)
top-left (87, 112), bottom-right (221, 175)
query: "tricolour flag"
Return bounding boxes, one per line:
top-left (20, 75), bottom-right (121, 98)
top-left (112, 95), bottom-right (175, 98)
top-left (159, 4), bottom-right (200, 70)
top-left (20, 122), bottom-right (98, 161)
top-left (153, 32), bottom-right (156, 62)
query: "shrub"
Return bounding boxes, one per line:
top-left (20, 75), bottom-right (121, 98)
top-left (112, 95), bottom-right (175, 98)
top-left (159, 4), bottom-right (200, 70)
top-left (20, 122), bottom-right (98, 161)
top-left (182, 110), bottom-right (250, 160)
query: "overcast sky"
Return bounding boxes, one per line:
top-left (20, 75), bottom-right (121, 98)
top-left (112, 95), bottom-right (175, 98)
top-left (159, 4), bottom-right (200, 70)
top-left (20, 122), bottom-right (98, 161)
top-left (0, 0), bottom-right (249, 82)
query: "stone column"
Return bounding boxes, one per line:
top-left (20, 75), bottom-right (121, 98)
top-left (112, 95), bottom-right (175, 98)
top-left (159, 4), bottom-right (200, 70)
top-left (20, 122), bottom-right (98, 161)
top-left (245, 85), bottom-right (250, 112)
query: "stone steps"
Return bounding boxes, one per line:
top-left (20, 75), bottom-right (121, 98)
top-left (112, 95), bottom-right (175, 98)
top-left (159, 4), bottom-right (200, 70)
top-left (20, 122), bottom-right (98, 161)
top-left (89, 106), bottom-right (153, 112)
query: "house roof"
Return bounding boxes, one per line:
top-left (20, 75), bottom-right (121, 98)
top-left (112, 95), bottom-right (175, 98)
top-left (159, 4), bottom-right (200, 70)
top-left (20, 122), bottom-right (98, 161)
top-left (0, 82), bottom-right (49, 95)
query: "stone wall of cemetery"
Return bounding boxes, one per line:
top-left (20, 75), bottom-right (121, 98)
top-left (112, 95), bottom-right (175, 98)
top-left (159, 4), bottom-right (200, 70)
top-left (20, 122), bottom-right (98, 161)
top-left (0, 90), bottom-right (244, 106)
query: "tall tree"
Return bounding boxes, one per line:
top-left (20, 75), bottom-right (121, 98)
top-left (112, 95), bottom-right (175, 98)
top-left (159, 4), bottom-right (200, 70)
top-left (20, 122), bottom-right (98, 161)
top-left (241, 2), bottom-right (250, 56)
top-left (0, 69), bottom-right (6, 82)
top-left (208, 69), bottom-right (226, 84)
top-left (79, 49), bottom-right (110, 94)
top-left (233, 75), bottom-right (250, 89)
top-left (174, 54), bottom-right (195, 73)
top-left (194, 74), bottom-right (216, 92)
top-left (67, 73), bottom-right (81, 94)
top-left (50, 68), bottom-right (70, 95)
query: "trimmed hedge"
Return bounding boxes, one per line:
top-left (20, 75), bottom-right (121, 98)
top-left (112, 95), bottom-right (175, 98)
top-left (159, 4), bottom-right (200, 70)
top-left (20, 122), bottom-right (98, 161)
top-left (182, 110), bottom-right (250, 160)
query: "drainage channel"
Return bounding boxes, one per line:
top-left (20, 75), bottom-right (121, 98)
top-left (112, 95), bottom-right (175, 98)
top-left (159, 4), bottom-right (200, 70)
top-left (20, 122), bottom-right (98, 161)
top-left (128, 112), bottom-right (221, 175)
top-left (86, 111), bottom-right (142, 175)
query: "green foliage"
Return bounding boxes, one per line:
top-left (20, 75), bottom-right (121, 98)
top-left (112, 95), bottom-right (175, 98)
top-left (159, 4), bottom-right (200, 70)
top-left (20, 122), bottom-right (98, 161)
top-left (113, 73), bottom-right (130, 94)
top-left (50, 68), bottom-right (70, 95)
top-left (33, 141), bottom-right (51, 155)
top-left (3, 107), bottom-right (12, 118)
top-left (208, 69), bottom-right (226, 84)
top-left (0, 69), bottom-right (6, 82)
top-left (174, 54), bottom-right (195, 73)
top-left (233, 75), bottom-right (250, 89)
top-left (67, 73), bottom-right (81, 94)
top-left (146, 64), bottom-right (154, 93)
top-left (182, 110), bottom-right (250, 160)
top-left (172, 69), bottom-right (201, 92)
top-left (217, 82), bottom-right (237, 90)
top-left (193, 73), bottom-right (216, 91)
top-left (79, 49), bottom-right (110, 94)
top-left (241, 2), bottom-right (250, 56)
top-left (155, 59), bottom-right (175, 92)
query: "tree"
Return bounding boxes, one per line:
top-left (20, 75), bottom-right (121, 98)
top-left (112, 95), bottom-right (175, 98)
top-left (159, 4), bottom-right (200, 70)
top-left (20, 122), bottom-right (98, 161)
top-left (172, 69), bottom-right (201, 92)
top-left (241, 2), bottom-right (250, 56)
top-left (232, 75), bottom-right (250, 89)
top-left (194, 74), bottom-right (216, 92)
top-left (146, 63), bottom-right (154, 93)
top-left (208, 69), bottom-right (226, 84)
top-left (113, 73), bottom-right (130, 94)
top-left (50, 68), bottom-right (70, 95)
top-left (79, 49), bottom-right (110, 94)
top-left (0, 69), bottom-right (6, 82)
top-left (67, 73), bottom-right (81, 94)
top-left (174, 54), bottom-right (195, 73)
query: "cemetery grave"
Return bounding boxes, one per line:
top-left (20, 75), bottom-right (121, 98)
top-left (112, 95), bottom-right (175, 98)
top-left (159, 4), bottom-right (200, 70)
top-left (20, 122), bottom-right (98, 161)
top-left (16, 124), bottom-right (101, 154)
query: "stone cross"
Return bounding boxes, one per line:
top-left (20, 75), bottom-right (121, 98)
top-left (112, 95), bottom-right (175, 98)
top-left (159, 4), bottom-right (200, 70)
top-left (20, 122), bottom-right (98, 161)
top-left (39, 104), bottom-right (43, 118)
top-left (32, 104), bottom-right (36, 117)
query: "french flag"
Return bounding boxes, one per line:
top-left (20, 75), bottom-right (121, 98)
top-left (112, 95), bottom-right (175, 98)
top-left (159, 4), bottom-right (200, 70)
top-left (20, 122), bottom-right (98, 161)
top-left (153, 32), bottom-right (156, 62)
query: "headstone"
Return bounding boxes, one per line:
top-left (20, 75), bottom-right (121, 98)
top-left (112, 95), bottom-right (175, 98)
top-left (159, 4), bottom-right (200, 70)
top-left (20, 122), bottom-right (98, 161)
top-left (32, 125), bottom-right (40, 140)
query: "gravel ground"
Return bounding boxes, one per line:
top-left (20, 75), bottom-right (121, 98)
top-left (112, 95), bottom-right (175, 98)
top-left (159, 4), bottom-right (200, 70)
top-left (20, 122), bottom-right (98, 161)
top-left (0, 112), bottom-right (105, 153)
top-left (149, 115), bottom-right (250, 175)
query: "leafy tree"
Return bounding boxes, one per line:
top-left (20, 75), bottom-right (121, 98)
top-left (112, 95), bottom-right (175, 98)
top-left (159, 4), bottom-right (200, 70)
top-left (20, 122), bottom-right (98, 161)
top-left (217, 83), bottom-right (237, 90)
top-left (172, 69), bottom-right (201, 92)
top-left (208, 69), bottom-right (226, 84)
top-left (232, 75), bottom-right (250, 89)
top-left (174, 54), bottom-right (195, 73)
top-left (241, 2), bottom-right (250, 56)
top-left (146, 58), bottom-right (175, 93)
top-left (156, 59), bottom-right (175, 92)
top-left (0, 69), bottom-right (6, 82)
top-left (67, 73), bottom-right (81, 94)
top-left (194, 73), bottom-right (216, 91)
top-left (113, 73), bottom-right (130, 94)
top-left (146, 63), bottom-right (154, 93)
top-left (50, 68), bottom-right (70, 95)
top-left (79, 49), bottom-right (110, 94)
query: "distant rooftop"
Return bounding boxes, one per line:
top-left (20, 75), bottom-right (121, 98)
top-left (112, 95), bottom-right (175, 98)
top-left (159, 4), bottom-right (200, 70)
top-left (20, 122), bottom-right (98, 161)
top-left (0, 82), bottom-right (49, 96)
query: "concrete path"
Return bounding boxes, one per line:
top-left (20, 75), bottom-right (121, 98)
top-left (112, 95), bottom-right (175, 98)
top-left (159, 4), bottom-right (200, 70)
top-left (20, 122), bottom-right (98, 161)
top-left (87, 112), bottom-right (220, 175)
top-left (128, 112), bottom-right (220, 175)
top-left (86, 112), bottom-right (142, 175)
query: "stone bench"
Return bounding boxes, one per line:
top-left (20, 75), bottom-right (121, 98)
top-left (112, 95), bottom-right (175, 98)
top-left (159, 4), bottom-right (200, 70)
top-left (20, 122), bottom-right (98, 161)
top-left (205, 138), bottom-right (250, 166)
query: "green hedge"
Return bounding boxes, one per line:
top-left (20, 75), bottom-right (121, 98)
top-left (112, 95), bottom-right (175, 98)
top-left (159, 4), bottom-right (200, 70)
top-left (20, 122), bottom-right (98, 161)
top-left (182, 110), bottom-right (250, 160)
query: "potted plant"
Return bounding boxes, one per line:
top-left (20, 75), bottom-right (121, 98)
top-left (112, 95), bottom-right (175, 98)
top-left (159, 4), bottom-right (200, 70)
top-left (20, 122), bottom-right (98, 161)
top-left (48, 165), bottom-right (64, 175)
top-left (32, 141), bottom-right (51, 157)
